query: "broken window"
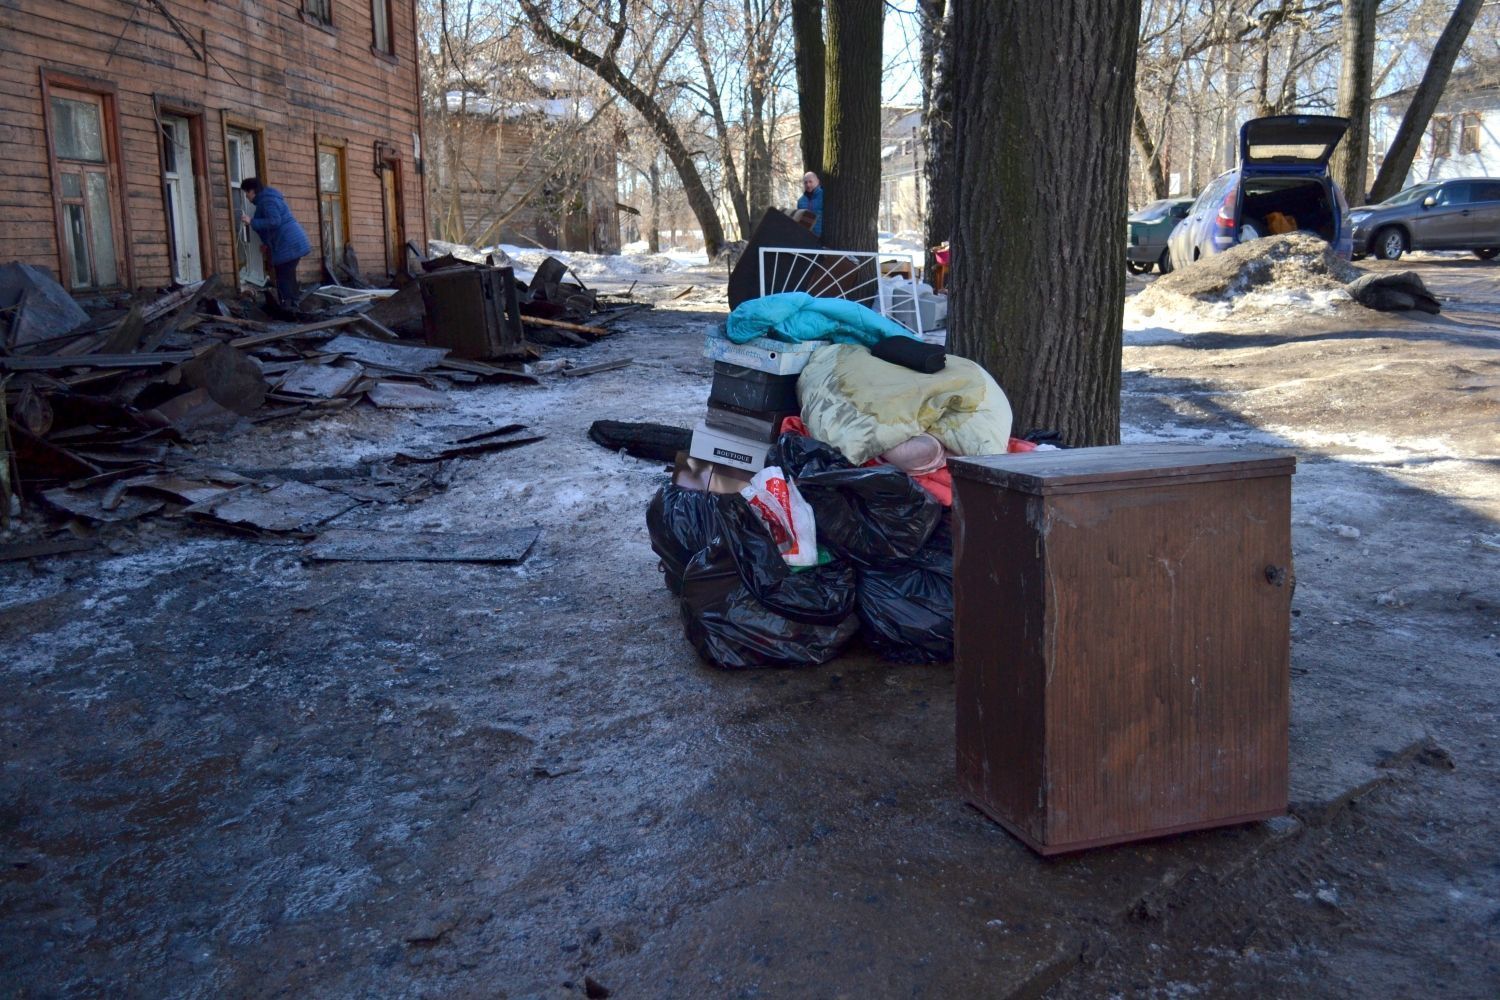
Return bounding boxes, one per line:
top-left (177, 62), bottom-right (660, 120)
top-left (1459, 112), bottom-right (1481, 156)
top-left (46, 88), bottom-right (123, 290)
top-left (372, 0), bottom-right (393, 54)
top-left (317, 142), bottom-right (349, 265)
top-left (305, 0), bottom-right (332, 26)
top-left (1431, 115), bottom-right (1453, 159)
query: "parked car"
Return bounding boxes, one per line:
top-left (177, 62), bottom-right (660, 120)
top-left (1348, 178), bottom-right (1500, 261)
top-left (1127, 197), bottom-right (1194, 274)
top-left (1168, 114), bottom-right (1352, 271)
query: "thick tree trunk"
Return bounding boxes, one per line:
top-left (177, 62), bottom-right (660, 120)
top-left (519, 1), bottom-right (726, 256)
top-left (1369, 0), bottom-right (1483, 204)
top-left (949, 0), bottom-right (1141, 446)
top-left (791, 0), bottom-right (825, 176)
top-left (920, 0), bottom-right (953, 272)
top-left (1332, 0), bottom-right (1379, 206)
top-left (821, 0), bottom-right (883, 251)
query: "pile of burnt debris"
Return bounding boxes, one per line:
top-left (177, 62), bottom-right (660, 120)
top-left (0, 247), bottom-right (642, 557)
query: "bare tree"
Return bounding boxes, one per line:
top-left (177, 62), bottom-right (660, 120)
top-left (1369, 0), bottom-right (1485, 203)
top-left (518, 0), bottom-right (729, 255)
top-left (1332, 0), bottom-right (1380, 205)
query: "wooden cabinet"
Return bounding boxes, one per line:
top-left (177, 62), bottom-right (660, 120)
top-left (950, 445), bottom-right (1295, 855)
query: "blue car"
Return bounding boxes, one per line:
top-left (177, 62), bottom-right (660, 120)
top-left (1168, 115), bottom-right (1352, 271)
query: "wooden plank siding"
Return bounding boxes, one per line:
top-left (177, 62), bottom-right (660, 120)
top-left (0, 0), bottom-right (426, 293)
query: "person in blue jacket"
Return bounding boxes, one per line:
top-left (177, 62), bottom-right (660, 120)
top-left (240, 177), bottom-right (311, 313)
top-left (797, 171), bottom-right (824, 239)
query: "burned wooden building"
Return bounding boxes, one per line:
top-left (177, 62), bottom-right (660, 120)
top-left (0, 0), bottom-right (427, 297)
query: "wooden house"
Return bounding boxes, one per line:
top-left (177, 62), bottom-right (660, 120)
top-left (0, 0), bottom-right (427, 297)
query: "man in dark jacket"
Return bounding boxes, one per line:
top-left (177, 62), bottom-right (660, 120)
top-left (240, 178), bottom-right (311, 313)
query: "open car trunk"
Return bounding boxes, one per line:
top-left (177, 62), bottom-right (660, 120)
top-left (1240, 177), bottom-right (1336, 242)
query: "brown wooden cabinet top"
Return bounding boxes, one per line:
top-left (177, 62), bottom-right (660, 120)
top-left (949, 443), bottom-right (1296, 495)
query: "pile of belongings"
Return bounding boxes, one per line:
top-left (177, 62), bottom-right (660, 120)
top-left (647, 291), bottom-right (1034, 668)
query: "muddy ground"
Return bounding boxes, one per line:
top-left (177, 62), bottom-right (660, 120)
top-left (3, 259), bottom-right (1498, 998)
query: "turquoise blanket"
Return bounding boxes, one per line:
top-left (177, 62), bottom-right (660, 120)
top-left (725, 292), bottom-right (918, 347)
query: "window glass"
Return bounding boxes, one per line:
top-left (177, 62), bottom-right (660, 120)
top-left (162, 122), bottom-right (178, 173)
top-left (61, 173), bottom-right (82, 199)
top-left (1470, 181), bottom-right (1500, 203)
top-left (305, 0), bottom-right (332, 25)
top-left (64, 204), bottom-right (91, 288)
top-left (86, 172), bottom-right (118, 286)
top-left (50, 96), bottom-right (105, 161)
top-left (1435, 183), bottom-right (1471, 206)
top-left (319, 149), bottom-right (341, 193)
top-left (1381, 183), bottom-right (1437, 206)
top-left (373, 0), bottom-right (392, 52)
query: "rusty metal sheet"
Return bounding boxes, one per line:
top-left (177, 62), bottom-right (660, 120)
top-left (322, 334), bottom-right (448, 373)
top-left (305, 527), bottom-right (538, 564)
top-left (182, 481), bottom-right (363, 533)
top-left (120, 474), bottom-right (242, 505)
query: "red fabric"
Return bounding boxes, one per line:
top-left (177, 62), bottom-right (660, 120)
top-left (1007, 437), bottom-right (1038, 452)
top-left (779, 415), bottom-right (811, 438)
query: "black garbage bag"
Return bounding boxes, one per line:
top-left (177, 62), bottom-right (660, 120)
top-left (856, 514), bottom-right (954, 664)
top-left (680, 494), bottom-right (859, 669)
top-left (769, 433), bottom-right (942, 566)
top-left (646, 484), bottom-right (718, 595)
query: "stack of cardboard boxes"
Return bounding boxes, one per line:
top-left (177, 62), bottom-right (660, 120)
top-left (685, 324), bottom-right (827, 480)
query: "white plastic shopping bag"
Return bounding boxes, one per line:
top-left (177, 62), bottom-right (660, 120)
top-left (739, 465), bottom-right (818, 567)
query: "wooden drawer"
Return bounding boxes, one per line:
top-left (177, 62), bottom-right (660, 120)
top-left (950, 445), bottom-right (1295, 855)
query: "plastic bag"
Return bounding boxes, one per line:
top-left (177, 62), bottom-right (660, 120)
top-left (646, 485), bottom-right (717, 595)
top-left (769, 433), bottom-right (942, 567)
top-left (856, 514), bottom-right (954, 664)
top-left (739, 465), bottom-right (818, 567)
top-left (680, 494), bottom-right (859, 668)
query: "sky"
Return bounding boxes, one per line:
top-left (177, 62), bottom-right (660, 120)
top-left (882, 2), bottom-right (925, 108)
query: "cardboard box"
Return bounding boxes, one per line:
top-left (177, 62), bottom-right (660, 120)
top-left (704, 403), bottom-right (796, 442)
top-left (688, 420), bottom-right (770, 473)
top-left (703, 326), bottom-right (827, 375)
top-left (672, 452), bottom-right (755, 494)
top-left (709, 363), bottom-right (801, 413)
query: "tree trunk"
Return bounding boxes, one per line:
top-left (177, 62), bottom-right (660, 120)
top-left (791, 0), bottom-right (825, 176)
top-left (648, 158), bottom-right (661, 254)
top-left (1132, 103), bottom-right (1169, 200)
top-left (519, 1), bottom-right (726, 257)
top-left (1368, 0), bottom-right (1484, 204)
top-left (949, 0), bottom-right (1141, 446)
top-left (692, 16), bottom-right (752, 236)
top-left (1331, 0), bottom-right (1379, 206)
top-left (920, 0), bottom-right (953, 272)
top-left (821, 0), bottom-right (883, 251)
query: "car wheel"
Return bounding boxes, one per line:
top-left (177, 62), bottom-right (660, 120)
top-left (1157, 249), bottom-right (1174, 275)
top-left (1373, 227), bottom-right (1407, 261)
top-left (1126, 261), bottom-right (1152, 275)
top-left (1475, 248), bottom-right (1499, 261)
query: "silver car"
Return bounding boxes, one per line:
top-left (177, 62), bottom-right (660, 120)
top-left (1349, 178), bottom-right (1500, 261)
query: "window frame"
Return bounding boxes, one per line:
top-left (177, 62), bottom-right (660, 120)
top-left (1458, 112), bottom-right (1481, 156)
top-left (222, 115), bottom-right (270, 284)
top-left (315, 136), bottom-right (351, 268)
top-left (372, 0), bottom-right (395, 56)
top-left (1431, 115), bottom-right (1453, 160)
top-left (304, 0), bottom-right (333, 27)
top-left (39, 69), bottom-right (132, 291)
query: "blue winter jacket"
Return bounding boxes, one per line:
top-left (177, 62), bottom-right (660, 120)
top-left (797, 186), bottom-right (824, 237)
top-left (249, 187), bottom-right (312, 266)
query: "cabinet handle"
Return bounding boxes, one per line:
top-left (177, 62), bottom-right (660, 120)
top-left (1265, 565), bottom-right (1287, 587)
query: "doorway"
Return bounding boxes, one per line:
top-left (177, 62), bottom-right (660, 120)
top-left (226, 125), bottom-right (266, 287)
top-left (159, 114), bottom-right (202, 283)
top-left (380, 155), bottom-right (405, 276)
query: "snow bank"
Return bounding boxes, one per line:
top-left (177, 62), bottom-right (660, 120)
top-left (1130, 234), bottom-right (1365, 327)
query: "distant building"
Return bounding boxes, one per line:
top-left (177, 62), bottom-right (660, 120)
top-left (1373, 63), bottom-right (1500, 191)
top-left (428, 91), bottom-right (619, 253)
top-left (1, 1), bottom-right (427, 294)
top-left (878, 106), bottom-right (922, 236)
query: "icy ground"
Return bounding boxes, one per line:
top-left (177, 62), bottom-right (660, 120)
top-left (2, 252), bottom-right (1497, 998)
